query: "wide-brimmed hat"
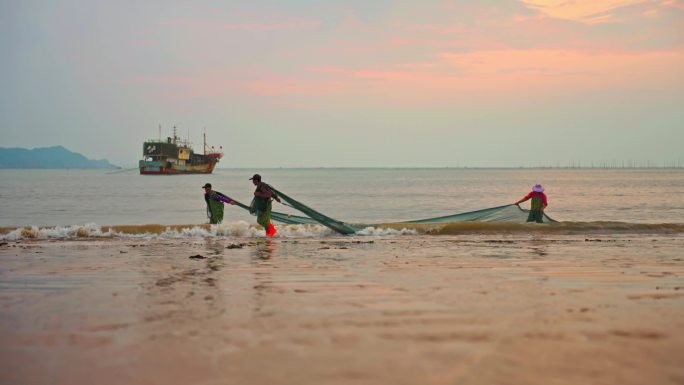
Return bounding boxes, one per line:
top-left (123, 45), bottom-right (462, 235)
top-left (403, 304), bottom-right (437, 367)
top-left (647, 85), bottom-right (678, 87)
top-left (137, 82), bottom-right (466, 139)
top-left (532, 184), bottom-right (544, 192)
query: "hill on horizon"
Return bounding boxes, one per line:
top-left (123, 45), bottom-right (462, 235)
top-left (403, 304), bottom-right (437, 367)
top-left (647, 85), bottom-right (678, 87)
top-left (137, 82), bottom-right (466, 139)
top-left (0, 146), bottom-right (119, 169)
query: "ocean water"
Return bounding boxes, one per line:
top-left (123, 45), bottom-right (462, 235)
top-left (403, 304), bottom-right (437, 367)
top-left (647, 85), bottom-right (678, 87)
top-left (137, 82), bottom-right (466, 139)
top-left (1, 168), bottom-right (683, 231)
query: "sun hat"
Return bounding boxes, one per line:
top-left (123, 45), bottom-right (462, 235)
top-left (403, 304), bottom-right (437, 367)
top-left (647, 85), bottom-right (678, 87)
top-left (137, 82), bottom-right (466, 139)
top-left (532, 184), bottom-right (544, 192)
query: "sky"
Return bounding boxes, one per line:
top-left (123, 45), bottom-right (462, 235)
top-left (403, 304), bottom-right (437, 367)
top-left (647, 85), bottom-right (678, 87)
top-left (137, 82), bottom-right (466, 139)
top-left (1, 0), bottom-right (683, 167)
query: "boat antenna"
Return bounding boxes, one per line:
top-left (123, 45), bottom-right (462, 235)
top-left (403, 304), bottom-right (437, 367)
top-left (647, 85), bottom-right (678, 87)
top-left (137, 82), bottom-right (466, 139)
top-left (158, 124), bottom-right (161, 142)
top-left (173, 125), bottom-right (177, 145)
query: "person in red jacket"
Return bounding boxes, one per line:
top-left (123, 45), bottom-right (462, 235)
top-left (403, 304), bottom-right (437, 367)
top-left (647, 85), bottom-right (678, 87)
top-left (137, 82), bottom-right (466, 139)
top-left (515, 184), bottom-right (548, 223)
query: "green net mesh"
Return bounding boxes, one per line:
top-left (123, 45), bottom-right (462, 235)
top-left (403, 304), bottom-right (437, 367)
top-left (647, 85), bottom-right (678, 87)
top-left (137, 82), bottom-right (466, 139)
top-left (228, 197), bottom-right (320, 225)
top-left (225, 189), bottom-right (556, 235)
top-left (269, 187), bottom-right (360, 234)
top-left (405, 204), bottom-right (556, 224)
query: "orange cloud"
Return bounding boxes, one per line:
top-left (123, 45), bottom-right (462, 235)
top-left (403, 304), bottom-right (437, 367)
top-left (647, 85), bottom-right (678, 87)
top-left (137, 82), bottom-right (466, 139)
top-left (121, 49), bottom-right (683, 106)
top-left (439, 48), bottom-right (683, 84)
top-left (660, 0), bottom-right (684, 10)
top-left (304, 48), bottom-right (684, 101)
top-left (521, 0), bottom-right (647, 24)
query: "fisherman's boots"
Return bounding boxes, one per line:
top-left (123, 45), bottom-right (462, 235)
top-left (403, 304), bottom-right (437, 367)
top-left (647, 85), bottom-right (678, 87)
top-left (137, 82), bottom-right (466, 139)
top-left (266, 223), bottom-right (277, 237)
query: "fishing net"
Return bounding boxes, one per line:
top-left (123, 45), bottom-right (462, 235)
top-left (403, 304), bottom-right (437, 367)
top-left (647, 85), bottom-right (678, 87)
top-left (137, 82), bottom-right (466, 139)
top-left (226, 197), bottom-right (321, 225)
top-left (405, 204), bottom-right (556, 224)
top-left (224, 189), bottom-right (556, 235)
top-left (268, 187), bottom-right (360, 234)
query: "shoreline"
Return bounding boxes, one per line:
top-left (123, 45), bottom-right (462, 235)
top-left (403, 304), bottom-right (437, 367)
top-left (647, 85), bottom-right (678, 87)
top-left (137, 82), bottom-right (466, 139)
top-left (2, 221), bottom-right (684, 240)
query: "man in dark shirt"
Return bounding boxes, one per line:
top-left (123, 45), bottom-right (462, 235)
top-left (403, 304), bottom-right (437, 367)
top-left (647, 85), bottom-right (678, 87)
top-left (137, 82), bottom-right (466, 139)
top-left (250, 174), bottom-right (281, 236)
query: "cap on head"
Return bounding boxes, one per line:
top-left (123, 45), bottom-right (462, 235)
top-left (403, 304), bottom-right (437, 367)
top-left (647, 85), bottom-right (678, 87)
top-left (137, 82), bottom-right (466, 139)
top-left (249, 174), bottom-right (261, 181)
top-left (202, 183), bottom-right (212, 189)
top-left (532, 184), bottom-right (544, 192)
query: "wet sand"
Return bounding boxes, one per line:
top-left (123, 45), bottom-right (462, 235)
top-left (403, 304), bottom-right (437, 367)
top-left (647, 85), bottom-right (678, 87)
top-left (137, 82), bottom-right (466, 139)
top-left (1, 235), bottom-right (683, 385)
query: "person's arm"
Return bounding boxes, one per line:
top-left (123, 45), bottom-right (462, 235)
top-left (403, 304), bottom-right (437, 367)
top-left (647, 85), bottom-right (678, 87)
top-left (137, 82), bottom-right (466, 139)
top-left (216, 194), bottom-right (236, 205)
top-left (515, 192), bottom-right (532, 205)
top-left (268, 185), bottom-right (282, 203)
top-left (212, 191), bottom-right (236, 205)
top-left (541, 193), bottom-right (548, 212)
top-left (254, 186), bottom-right (272, 199)
top-left (255, 184), bottom-right (280, 202)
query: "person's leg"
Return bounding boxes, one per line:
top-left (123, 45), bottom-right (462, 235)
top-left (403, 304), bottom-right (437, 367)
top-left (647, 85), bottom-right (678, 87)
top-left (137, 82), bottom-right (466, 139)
top-left (527, 210), bottom-right (543, 223)
top-left (257, 211), bottom-right (269, 229)
top-left (257, 204), bottom-right (275, 235)
top-left (264, 202), bottom-right (276, 236)
top-left (209, 202), bottom-right (223, 225)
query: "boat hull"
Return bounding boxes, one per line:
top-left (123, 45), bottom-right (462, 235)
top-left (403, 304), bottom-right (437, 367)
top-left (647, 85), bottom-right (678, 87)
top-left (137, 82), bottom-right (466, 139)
top-left (139, 159), bottom-right (218, 175)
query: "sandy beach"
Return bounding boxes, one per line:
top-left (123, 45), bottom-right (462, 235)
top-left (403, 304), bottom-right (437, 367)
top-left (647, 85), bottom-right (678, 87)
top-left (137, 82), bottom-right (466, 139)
top-left (1, 233), bottom-right (683, 385)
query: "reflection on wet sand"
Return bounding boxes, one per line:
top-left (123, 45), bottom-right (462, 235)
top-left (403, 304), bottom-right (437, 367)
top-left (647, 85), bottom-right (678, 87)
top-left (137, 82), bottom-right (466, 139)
top-left (1, 235), bottom-right (683, 385)
top-left (254, 239), bottom-right (277, 260)
top-left (251, 240), bottom-right (278, 316)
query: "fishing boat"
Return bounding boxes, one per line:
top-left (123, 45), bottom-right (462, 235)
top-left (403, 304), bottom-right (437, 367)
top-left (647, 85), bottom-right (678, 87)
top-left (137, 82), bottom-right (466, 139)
top-left (139, 126), bottom-right (223, 175)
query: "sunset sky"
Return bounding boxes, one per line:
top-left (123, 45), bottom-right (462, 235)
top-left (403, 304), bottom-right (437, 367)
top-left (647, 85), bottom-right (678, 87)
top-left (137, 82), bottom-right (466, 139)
top-left (2, 0), bottom-right (683, 167)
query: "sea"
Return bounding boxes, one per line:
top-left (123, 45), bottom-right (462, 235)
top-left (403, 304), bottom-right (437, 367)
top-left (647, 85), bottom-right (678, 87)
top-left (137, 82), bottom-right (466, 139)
top-left (1, 168), bottom-right (683, 238)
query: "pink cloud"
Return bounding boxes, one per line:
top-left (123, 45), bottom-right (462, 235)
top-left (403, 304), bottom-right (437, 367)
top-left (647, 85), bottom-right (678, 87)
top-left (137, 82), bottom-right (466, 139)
top-left (120, 46), bottom-right (683, 107)
top-left (520, 0), bottom-right (647, 24)
top-left (241, 80), bottom-right (346, 96)
top-left (439, 48), bottom-right (683, 85)
top-left (303, 48), bottom-right (684, 101)
top-left (520, 0), bottom-right (681, 24)
top-left (661, 0), bottom-right (684, 10)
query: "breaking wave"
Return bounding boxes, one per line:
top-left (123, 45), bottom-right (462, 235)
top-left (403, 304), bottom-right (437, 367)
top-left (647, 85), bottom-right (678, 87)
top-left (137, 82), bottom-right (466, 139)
top-left (1, 221), bottom-right (683, 241)
top-left (378, 221), bottom-right (684, 235)
top-left (0, 221), bottom-right (337, 241)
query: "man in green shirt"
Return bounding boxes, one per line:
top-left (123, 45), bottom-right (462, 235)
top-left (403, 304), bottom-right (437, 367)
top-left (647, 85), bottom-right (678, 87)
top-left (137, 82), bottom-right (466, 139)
top-left (203, 183), bottom-right (235, 224)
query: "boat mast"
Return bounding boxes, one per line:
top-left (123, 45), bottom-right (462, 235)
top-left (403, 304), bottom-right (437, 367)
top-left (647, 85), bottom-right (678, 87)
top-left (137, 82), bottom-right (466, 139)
top-left (203, 129), bottom-right (207, 155)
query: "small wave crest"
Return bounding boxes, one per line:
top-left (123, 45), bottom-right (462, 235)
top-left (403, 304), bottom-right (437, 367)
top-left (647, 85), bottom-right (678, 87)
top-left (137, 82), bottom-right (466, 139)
top-left (380, 221), bottom-right (684, 235)
top-left (0, 221), bottom-right (338, 240)
top-left (0, 223), bottom-right (116, 241)
top-left (355, 226), bottom-right (418, 236)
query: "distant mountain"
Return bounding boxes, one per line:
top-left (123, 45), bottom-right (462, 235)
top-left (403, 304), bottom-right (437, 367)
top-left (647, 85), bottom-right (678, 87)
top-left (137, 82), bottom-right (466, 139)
top-left (0, 146), bottom-right (119, 169)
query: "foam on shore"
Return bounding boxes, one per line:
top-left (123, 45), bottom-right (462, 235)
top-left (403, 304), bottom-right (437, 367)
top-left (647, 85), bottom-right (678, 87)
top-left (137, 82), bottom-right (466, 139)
top-left (1, 220), bottom-right (683, 241)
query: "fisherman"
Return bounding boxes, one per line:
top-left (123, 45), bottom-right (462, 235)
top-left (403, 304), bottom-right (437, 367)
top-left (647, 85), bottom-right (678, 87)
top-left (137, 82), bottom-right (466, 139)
top-left (250, 174), bottom-right (281, 236)
top-left (515, 183), bottom-right (548, 223)
top-left (203, 183), bottom-right (235, 224)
